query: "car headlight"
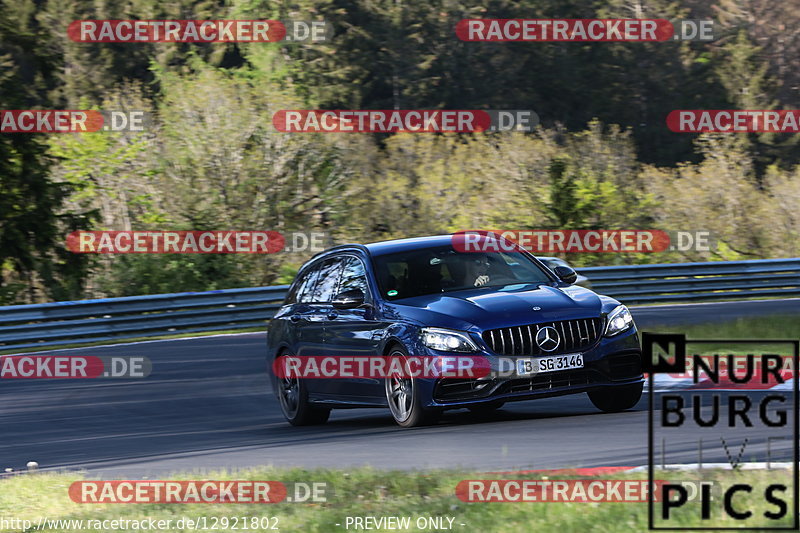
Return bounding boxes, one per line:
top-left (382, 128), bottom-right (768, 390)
top-left (420, 328), bottom-right (479, 352)
top-left (604, 305), bottom-right (633, 336)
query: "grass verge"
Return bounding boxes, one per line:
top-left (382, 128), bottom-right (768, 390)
top-left (643, 315), bottom-right (799, 357)
top-left (0, 467), bottom-right (795, 532)
top-left (644, 314), bottom-right (799, 340)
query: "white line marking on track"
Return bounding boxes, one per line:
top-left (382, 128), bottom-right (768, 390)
top-left (3, 331), bottom-right (266, 356)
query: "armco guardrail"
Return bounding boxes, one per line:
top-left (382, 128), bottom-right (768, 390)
top-left (0, 286), bottom-right (289, 351)
top-left (582, 257), bottom-right (800, 304)
top-left (0, 258), bottom-right (798, 351)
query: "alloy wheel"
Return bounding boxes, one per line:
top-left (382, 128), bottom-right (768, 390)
top-left (385, 350), bottom-right (414, 423)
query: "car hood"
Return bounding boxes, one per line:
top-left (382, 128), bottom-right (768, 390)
top-left (385, 283), bottom-right (605, 332)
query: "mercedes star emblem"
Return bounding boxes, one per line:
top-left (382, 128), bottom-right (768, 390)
top-left (535, 326), bottom-right (560, 352)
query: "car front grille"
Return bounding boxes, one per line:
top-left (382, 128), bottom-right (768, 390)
top-left (482, 318), bottom-right (602, 356)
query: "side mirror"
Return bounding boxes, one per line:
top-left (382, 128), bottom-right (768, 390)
top-left (332, 288), bottom-right (366, 309)
top-left (553, 265), bottom-right (578, 285)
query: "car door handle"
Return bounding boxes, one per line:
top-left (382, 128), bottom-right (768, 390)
top-left (326, 311), bottom-right (339, 320)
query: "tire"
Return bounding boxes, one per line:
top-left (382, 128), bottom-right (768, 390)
top-left (275, 354), bottom-right (331, 426)
top-left (384, 346), bottom-right (441, 427)
top-left (588, 382), bottom-right (644, 413)
top-left (468, 401), bottom-right (505, 414)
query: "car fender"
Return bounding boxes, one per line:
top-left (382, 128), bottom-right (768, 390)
top-left (379, 322), bottom-right (421, 355)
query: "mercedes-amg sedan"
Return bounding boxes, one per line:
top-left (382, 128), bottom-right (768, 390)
top-left (267, 235), bottom-right (643, 427)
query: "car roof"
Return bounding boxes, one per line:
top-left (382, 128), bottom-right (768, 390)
top-left (309, 235), bottom-right (457, 261)
top-left (363, 235), bottom-right (455, 256)
top-left (309, 234), bottom-right (564, 263)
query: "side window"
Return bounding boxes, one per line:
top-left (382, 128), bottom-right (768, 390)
top-left (338, 256), bottom-right (370, 298)
top-left (307, 257), bottom-right (344, 303)
top-left (293, 265), bottom-right (321, 304)
top-left (284, 282), bottom-right (300, 305)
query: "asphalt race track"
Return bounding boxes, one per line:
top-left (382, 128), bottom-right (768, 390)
top-left (1, 299), bottom-right (797, 478)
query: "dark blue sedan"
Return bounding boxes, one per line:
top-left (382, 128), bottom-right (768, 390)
top-left (267, 235), bottom-right (643, 427)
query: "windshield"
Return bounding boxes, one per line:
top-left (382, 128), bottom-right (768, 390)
top-left (373, 245), bottom-right (553, 300)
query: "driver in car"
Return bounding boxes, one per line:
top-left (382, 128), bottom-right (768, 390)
top-left (464, 254), bottom-right (491, 287)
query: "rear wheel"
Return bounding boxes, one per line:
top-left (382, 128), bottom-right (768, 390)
top-left (588, 382), bottom-right (643, 413)
top-left (385, 347), bottom-right (440, 427)
top-left (276, 354), bottom-right (330, 426)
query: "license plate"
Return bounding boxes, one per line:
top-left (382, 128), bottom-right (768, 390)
top-left (516, 354), bottom-right (584, 376)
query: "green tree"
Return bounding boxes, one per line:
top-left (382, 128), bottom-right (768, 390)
top-left (0, 0), bottom-right (95, 303)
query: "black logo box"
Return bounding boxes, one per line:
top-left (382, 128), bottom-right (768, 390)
top-left (643, 333), bottom-right (799, 531)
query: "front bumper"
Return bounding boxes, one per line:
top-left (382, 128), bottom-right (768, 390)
top-left (415, 326), bottom-right (643, 408)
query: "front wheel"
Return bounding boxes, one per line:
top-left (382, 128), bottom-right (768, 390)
top-left (384, 347), bottom-right (440, 427)
top-left (276, 354), bottom-right (330, 426)
top-left (588, 382), bottom-right (643, 413)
